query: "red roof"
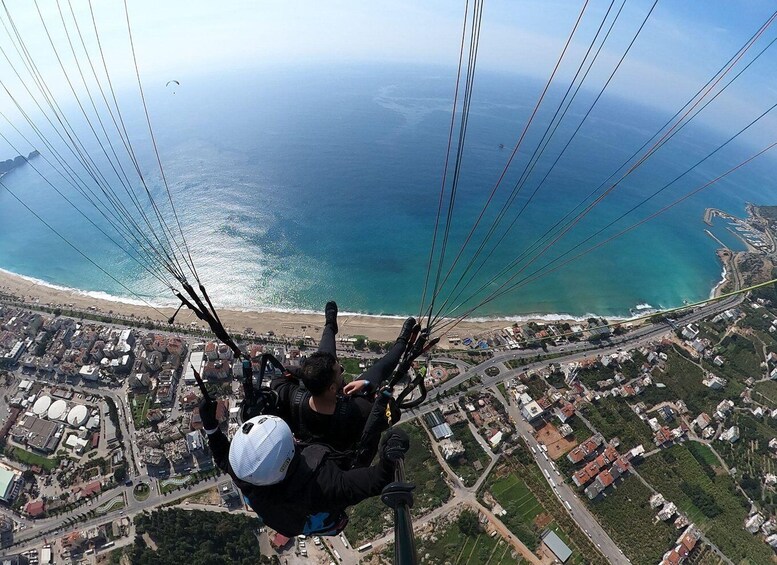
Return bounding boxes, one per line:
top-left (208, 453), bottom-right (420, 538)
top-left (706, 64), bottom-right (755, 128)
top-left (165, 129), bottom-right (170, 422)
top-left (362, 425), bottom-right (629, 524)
top-left (597, 470), bottom-right (615, 487)
top-left (662, 549), bottom-right (682, 565)
top-left (79, 480), bottom-right (102, 497)
top-left (567, 447), bottom-right (585, 464)
top-left (25, 500), bottom-right (45, 517)
top-left (271, 533), bottom-right (292, 549)
top-left (680, 530), bottom-right (699, 551)
top-left (561, 403), bottom-right (575, 418)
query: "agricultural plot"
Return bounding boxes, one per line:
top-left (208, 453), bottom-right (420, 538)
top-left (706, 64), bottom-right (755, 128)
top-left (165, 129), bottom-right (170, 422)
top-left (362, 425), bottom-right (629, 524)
top-left (714, 333), bottom-right (763, 384)
top-left (484, 460), bottom-right (604, 565)
top-left (578, 398), bottom-right (653, 451)
top-left (716, 411), bottom-right (777, 505)
top-left (637, 444), bottom-right (774, 564)
top-left (587, 475), bottom-right (676, 564)
top-left (346, 420), bottom-right (451, 545)
top-left (416, 517), bottom-right (526, 565)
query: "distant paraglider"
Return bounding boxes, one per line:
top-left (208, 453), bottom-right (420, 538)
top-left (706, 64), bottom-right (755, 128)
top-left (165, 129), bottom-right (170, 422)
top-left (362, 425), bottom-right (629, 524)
top-left (166, 79), bottom-right (180, 94)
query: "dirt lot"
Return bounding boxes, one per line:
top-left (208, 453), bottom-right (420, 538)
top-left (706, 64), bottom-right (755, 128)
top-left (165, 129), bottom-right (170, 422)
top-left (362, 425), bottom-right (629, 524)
top-left (535, 423), bottom-right (577, 460)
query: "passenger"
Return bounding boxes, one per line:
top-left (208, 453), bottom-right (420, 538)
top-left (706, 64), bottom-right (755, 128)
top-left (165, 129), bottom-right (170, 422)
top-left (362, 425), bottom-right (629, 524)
top-left (272, 301), bottom-right (415, 464)
top-left (200, 399), bottom-right (410, 537)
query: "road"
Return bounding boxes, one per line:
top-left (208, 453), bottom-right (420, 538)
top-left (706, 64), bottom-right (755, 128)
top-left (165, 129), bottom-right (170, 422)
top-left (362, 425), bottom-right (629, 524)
top-left (491, 387), bottom-right (629, 564)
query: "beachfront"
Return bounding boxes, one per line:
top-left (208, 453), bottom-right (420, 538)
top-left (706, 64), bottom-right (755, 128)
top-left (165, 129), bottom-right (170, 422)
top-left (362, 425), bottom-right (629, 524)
top-left (0, 268), bottom-right (526, 344)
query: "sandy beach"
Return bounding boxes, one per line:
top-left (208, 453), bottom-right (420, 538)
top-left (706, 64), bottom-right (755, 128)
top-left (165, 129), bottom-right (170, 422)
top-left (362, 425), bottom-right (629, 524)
top-left (0, 269), bottom-right (528, 344)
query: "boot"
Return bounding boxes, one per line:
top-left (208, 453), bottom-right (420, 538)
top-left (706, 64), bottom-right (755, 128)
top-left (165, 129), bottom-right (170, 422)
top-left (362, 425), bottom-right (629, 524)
top-left (397, 317), bottom-right (416, 344)
top-left (325, 301), bottom-right (338, 334)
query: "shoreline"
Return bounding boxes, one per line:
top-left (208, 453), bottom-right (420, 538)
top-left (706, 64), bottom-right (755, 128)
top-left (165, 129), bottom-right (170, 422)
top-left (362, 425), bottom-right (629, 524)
top-left (0, 269), bottom-right (590, 343)
top-left (0, 268), bottom-right (651, 344)
top-left (1, 241), bottom-right (741, 343)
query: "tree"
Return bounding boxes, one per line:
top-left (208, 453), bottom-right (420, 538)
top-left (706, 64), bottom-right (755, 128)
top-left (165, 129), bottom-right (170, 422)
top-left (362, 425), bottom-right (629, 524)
top-left (457, 509), bottom-right (481, 536)
top-left (113, 465), bottom-right (127, 484)
top-left (354, 337), bottom-right (366, 350)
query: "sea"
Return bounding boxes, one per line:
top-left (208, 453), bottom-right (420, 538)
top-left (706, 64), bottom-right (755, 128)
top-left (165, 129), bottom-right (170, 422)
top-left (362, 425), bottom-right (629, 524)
top-left (0, 63), bottom-right (773, 322)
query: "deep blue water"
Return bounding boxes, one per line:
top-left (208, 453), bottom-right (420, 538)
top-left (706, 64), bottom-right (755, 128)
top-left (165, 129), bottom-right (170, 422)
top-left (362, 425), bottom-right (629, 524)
top-left (0, 63), bottom-right (772, 319)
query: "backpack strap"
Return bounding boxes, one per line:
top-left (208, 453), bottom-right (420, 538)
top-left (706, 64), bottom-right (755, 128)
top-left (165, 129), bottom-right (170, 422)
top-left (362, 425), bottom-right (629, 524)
top-left (291, 387), bottom-right (311, 437)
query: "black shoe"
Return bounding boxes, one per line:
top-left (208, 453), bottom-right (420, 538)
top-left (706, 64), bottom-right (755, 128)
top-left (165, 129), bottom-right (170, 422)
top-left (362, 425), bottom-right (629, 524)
top-left (398, 317), bottom-right (417, 343)
top-left (325, 301), bottom-right (338, 334)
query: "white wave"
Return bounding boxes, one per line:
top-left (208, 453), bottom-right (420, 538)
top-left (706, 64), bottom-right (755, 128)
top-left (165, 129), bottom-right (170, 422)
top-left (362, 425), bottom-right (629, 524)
top-left (633, 303), bottom-right (654, 310)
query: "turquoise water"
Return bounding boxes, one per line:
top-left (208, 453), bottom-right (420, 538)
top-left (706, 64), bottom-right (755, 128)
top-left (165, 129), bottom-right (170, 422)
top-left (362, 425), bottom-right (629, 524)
top-left (0, 64), bottom-right (771, 319)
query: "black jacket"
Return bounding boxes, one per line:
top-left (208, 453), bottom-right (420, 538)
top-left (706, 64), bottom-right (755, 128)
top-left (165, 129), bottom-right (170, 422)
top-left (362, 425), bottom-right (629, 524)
top-left (270, 373), bottom-right (374, 452)
top-left (206, 427), bottom-right (394, 536)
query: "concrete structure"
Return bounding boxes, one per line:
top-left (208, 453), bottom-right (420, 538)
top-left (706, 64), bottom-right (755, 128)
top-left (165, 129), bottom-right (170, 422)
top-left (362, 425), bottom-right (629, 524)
top-left (31, 395), bottom-right (51, 417)
top-left (47, 399), bottom-right (67, 421)
top-left (66, 405), bottom-right (89, 427)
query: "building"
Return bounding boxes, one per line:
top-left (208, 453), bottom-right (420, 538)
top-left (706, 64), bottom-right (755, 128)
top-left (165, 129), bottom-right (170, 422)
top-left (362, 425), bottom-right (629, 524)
top-left (439, 439), bottom-right (465, 461)
top-left (745, 513), bottom-right (765, 534)
top-left (720, 426), bottom-right (739, 443)
top-left (184, 351), bottom-right (205, 384)
top-left (24, 500), bottom-right (45, 518)
top-left (11, 416), bottom-right (60, 453)
top-left (693, 413), bottom-right (712, 430)
top-left (218, 480), bottom-right (240, 506)
top-left (0, 467), bottom-right (22, 504)
top-left (0, 516), bottom-right (13, 548)
top-left (521, 400), bottom-right (544, 422)
top-left (657, 502), bottom-right (677, 521)
top-left (186, 431), bottom-right (204, 453)
top-left (542, 530), bottom-right (572, 563)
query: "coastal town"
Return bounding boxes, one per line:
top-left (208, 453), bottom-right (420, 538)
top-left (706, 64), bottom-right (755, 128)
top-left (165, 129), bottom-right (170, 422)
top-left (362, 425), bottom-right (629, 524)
top-left (0, 207), bottom-right (775, 565)
top-left (0, 207), bottom-right (777, 565)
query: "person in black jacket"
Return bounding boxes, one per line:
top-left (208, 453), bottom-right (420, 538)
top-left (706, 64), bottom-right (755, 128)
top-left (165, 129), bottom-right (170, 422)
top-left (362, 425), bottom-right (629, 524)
top-left (200, 397), bottom-right (409, 537)
top-left (271, 301), bottom-right (415, 463)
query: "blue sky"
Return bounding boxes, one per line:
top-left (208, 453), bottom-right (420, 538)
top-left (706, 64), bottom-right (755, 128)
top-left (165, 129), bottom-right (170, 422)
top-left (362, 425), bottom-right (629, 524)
top-left (0, 1), bottom-right (776, 143)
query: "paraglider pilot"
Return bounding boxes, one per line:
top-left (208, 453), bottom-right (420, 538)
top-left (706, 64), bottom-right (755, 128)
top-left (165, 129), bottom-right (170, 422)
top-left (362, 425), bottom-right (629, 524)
top-left (200, 399), bottom-right (410, 537)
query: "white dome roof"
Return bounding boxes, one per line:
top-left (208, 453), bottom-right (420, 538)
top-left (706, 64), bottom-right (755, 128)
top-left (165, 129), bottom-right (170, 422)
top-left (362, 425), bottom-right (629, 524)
top-left (47, 399), bottom-right (67, 421)
top-left (32, 395), bottom-right (52, 416)
top-left (66, 405), bottom-right (89, 427)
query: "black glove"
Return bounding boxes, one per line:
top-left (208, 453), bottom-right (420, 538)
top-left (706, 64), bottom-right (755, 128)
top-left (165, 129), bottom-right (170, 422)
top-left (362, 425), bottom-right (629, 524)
top-left (381, 428), bottom-right (410, 462)
top-left (199, 397), bottom-right (219, 431)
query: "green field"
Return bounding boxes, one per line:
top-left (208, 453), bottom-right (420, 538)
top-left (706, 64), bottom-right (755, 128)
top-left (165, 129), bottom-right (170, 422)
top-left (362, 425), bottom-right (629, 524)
top-left (5, 446), bottom-right (60, 470)
top-left (346, 420), bottom-right (451, 545)
top-left (714, 333), bottom-right (763, 383)
top-left (449, 421), bottom-right (490, 487)
top-left (753, 379), bottom-right (777, 409)
top-left (417, 517), bottom-right (527, 565)
top-left (587, 475), bottom-right (676, 564)
top-left (339, 357), bottom-right (364, 379)
top-left (638, 444), bottom-right (774, 564)
top-left (578, 398), bottom-right (653, 451)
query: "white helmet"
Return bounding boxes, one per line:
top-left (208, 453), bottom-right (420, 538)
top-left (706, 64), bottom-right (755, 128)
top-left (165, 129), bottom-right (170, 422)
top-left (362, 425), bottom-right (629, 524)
top-left (229, 415), bottom-right (295, 486)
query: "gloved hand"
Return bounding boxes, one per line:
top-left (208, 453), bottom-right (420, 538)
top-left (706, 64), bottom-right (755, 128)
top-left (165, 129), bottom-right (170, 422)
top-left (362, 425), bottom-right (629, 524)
top-left (381, 428), bottom-right (410, 462)
top-left (199, 397), bottom-right (219, 431)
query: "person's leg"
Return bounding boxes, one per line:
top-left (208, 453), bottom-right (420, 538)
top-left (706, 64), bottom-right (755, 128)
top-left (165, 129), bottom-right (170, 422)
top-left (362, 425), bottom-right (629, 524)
top-left (317, 301), bottom-right (338, 357)
top-left (359, 317), bottom-right (416, 389)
